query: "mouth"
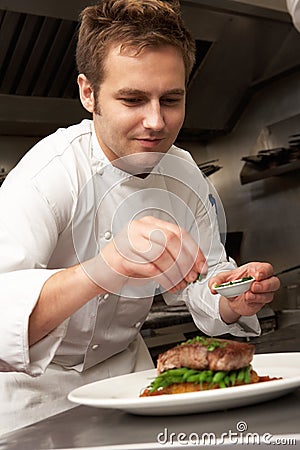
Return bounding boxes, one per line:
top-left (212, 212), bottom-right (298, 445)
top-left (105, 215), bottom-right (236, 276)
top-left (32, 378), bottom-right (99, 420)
top-left (136, 137), bottom-right (164, 148)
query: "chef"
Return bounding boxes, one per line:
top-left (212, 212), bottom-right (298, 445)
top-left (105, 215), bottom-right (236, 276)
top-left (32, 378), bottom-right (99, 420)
top-left (0, 0), bottom-right (280, 435)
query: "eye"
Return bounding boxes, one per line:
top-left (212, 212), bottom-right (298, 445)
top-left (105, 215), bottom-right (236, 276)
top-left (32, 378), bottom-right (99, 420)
top-left (161, 97), bottom-right (183, 106)
top-left (119, 97), bottom-right (144, 106)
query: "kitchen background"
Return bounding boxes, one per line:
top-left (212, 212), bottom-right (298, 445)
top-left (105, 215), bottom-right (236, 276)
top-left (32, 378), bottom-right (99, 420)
top-left (0, 0), bottom-right (299, 354)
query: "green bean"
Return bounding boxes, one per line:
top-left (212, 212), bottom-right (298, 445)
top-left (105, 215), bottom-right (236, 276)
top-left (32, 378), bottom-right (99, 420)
top-left (148, 366), bottom-right (252, 393)
top-left (182, 369), bottom-right (199, 381)
top-left (224, 375), bottom-right (230, 386)
top-left (229, 372), bottom-right (237, 386)
top-left (185, 374), bottom-right (199, 383)
top-left (244, 367), bottom-right (251, 384)
top-left (200, 370), bottom-right (213, 383)
top-left (237, 368), bottom-right (245, 382)
top-left (198, 372), bottom-right (207, 383)
top-left (166, 368), bottom-right (189, 376)
top-left (212, 371), bottom-right (226, 384)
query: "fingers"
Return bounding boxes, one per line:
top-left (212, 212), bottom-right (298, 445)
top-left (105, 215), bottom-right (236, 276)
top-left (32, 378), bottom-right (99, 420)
top-left (136, 216), bottom-right (207, 287)
top-left (209, 262), bottom-right (280, 294)
top-left (251, 275), bottom-right (281, 295)
top-left (213, 262), bottom-right (280, 320)
top-left (140, 216), bottom-right (203, 266)
top-left (101, 216), bottom-right (206, 292)
top-left (221, 290), bottom-right (274, 319)
top-left (244, 290), bottom-right (274, 305)
top-left (208, 274), bottom-right (228, 293)
top-left (250, 262), bottom-right (274, 281)
top-left (245, 282), bottom-right (278, 305)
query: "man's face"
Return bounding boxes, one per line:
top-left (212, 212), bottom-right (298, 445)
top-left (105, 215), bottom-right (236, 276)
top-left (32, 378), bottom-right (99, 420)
top-left (86, 44), bottom-right (186, 167)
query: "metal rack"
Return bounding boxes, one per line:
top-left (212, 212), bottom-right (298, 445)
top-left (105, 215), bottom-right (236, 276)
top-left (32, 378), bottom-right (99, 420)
top-left (240, 135), bottom-right (300, 184)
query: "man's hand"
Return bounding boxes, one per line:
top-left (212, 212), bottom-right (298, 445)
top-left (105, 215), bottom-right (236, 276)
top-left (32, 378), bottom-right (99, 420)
top-left (209, 262), bottom-right (280, 324)
top-left (84, 216), bottom-right (207, 294)
top-left (30, 216), bottom-right (206, 345)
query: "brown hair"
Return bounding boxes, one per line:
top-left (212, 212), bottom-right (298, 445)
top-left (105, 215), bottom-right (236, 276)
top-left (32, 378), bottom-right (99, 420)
top-left (76, 0), bottom-right (195, 96)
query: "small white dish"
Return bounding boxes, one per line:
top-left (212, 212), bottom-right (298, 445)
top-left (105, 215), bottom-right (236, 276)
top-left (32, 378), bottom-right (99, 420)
top-left (214, 276), bottom-right (254, 298)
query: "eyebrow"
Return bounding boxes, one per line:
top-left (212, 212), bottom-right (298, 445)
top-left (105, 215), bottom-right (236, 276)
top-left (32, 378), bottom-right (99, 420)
top-left (116, 88), bottom-right (185, 96)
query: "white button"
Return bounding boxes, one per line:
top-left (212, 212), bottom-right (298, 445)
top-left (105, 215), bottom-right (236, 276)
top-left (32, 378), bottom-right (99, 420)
top-left (91, 344), bottom-right (99, 350)
top-left (104, 231), bottom-right (112, 240)
top-left (103, 293), bottom-right (109, 300)
top-left (97, 168), bottom-right (104, 176)
top-left (135, 322), bottom-right (141, 328)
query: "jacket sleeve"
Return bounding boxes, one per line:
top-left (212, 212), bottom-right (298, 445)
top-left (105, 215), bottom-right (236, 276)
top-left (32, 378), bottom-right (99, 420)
top-left (163, 266), bottom-right (260, 338)
top-left (287, 0), bottom-right (300, 31)
top-left (163, 174), bottom-right (260, 337)
top-left (0, 170), bottom-right (71, 375)
top-left (0, 269), bottom-right (68, 376)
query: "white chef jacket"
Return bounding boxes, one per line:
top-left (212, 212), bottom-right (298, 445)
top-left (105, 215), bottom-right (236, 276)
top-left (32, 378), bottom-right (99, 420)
top-left (0, 120), bottom-right (260, 434)
top-left (287, 0), bottom-right (300, 31)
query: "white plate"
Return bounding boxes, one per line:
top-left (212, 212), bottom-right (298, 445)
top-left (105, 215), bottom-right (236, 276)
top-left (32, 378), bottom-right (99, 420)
top-left (68, 353), bottom-right (300, 416)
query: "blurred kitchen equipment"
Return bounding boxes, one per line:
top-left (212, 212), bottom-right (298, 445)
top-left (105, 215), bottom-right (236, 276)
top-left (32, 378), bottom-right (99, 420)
top-left (197, 159), bottom-right (222, 177)
top-left (240, 133), bottom-right (300, 184)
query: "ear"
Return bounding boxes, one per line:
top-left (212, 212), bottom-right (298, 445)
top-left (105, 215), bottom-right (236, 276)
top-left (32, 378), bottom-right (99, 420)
top-left (77, 74), bottom-right (95, 113)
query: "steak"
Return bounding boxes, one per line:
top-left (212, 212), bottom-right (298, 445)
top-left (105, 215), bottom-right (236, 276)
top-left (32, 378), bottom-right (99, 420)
top-left (157, 337), bottom-right (254, 373)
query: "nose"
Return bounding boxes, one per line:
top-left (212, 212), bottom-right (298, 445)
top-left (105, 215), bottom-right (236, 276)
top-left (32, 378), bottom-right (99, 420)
top-left (142, 101), bottom-right (165, 131)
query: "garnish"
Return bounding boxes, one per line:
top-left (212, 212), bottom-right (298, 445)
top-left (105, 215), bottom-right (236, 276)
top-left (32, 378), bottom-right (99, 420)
top-left (215, 276), bottom-right (253, 288)
top-left (181, 336), bottom-right (228, 352)
top-left (192, 273), bottom-right (204, 283)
